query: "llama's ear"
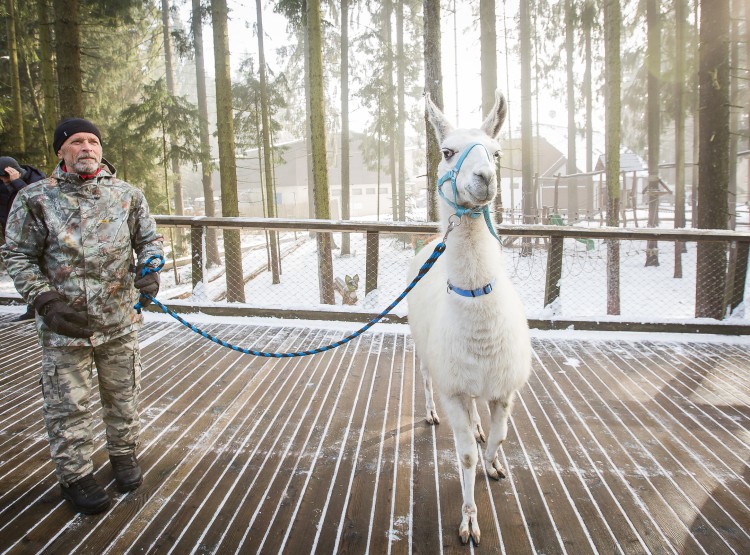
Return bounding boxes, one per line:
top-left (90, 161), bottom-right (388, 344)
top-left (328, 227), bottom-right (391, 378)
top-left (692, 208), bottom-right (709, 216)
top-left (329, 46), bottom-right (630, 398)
top-left (480, 90), bottom-right (507, 139)
top-left (425, 93), bottom-right (454, 143)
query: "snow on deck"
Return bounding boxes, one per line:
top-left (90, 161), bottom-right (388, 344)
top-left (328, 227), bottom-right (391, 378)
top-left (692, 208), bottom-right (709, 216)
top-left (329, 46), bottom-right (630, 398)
top-left (1, 309), bottom-right (749, 553)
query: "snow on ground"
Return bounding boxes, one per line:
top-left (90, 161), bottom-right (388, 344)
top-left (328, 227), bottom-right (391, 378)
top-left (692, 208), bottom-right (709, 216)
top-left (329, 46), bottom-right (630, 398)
top-left (150, 228), bottom-right (749, 324)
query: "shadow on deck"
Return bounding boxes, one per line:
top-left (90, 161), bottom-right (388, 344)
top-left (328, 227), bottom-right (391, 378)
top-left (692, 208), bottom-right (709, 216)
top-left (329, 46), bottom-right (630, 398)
top-left (1, 308), bottom-right (749, 554)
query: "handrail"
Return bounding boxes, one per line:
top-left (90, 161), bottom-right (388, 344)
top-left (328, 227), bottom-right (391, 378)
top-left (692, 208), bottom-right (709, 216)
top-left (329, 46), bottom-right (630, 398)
top-left (153, 215), bottom-right (750, 243)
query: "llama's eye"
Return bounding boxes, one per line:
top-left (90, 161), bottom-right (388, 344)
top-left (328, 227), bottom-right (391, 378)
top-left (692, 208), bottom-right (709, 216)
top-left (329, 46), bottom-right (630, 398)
top-left (493, 150), bottom-right (501, 160)
top-left (441, 148), bottom-right (455, 160)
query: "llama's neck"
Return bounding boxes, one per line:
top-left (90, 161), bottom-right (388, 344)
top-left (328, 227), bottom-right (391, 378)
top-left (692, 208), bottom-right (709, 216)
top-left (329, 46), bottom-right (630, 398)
top-left (441, 211), bottom-right (502, 289)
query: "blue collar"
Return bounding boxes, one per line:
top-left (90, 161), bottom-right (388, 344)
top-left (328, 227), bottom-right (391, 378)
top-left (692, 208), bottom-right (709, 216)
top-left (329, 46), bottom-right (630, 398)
top-left (447, 278), bottom-right (496, 298)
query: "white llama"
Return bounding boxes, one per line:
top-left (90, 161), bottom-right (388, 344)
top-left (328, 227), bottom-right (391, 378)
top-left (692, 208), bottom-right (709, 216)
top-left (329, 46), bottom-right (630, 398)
top-left (407, 91), bottom-right (531, 545)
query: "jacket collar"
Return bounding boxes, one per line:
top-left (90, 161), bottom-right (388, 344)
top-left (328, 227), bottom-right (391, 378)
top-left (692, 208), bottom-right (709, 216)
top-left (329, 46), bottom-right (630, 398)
top-left (53, 158), bottom-right (116, 183)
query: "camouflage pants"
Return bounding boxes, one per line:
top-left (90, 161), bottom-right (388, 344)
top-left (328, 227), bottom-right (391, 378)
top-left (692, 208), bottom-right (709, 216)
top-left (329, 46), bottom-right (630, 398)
top-left (40, 331), bottom-right (141, 485)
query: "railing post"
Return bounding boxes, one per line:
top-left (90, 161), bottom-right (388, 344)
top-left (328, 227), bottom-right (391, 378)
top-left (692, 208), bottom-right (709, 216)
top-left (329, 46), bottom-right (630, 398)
top-left (365, 230), bottom-right (379, 295)
top-left (544, 235), bottom-right (564, 309)
top-left (726, 240), bottom-right (749, 317)
top-left (191, 224), bottom-right (205, 290)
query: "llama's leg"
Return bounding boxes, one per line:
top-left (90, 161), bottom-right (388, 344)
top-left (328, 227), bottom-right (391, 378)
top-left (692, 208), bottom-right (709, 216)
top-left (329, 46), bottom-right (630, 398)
top-left (484, 394), bottom-right (515, 480)
top-left (442, 394), bottom-right (481, 545)
top-left (470, 398), bottom-right (486, 443)
top-left (419, 360), bottom-right (440, 425)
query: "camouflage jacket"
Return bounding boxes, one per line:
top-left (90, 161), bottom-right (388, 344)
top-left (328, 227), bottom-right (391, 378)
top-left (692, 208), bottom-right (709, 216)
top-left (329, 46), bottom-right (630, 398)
top-left (0, 160), bottom-right (163, 347)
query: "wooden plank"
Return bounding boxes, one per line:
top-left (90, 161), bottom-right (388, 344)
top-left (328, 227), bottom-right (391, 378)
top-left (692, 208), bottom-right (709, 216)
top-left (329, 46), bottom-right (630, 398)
top-left (534, 339), bottom-right (663, 552)
top-left (178, 329), bottom-right (349, 552)
top-left (408, 341), bottom-right (444, 552)
top-left (31, 324), bottom-right (278, 553)
top-left (258, 332), bottom-right (376, 553)
top-left (336, 332), bottom-right (400, 553)
top-left (564, 339), bottom-right (735, 553)
top-left (540, 338), bottom-right (690, 553)
top-left (1, 318), bottom-right (750, 554)
top-left (104, 325), bottom-right (304, 553)
top-left (290, 334), bottom-right (384, 553)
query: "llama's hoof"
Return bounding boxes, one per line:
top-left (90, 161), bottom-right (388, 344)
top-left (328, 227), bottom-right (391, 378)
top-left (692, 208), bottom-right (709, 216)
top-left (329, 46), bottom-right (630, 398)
top-left (474, 424), bottom-right (486, 444)
top-left (426, 410), bottom-right (440, 425)
top-left (487, 456), bottom-right (506, 480)
top-left (459, 505), bottom-right (480, 545)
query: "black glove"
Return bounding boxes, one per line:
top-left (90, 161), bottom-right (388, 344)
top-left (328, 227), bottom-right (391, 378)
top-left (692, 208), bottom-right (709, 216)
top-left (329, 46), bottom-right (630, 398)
top-left (134, 263), bottom-right (160, 307)
top-left (33, 291), bottom-right (93, 339)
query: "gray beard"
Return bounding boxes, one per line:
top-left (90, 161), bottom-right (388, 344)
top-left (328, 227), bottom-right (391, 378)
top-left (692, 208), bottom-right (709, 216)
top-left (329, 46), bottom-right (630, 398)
top-left (72, 159), bottom-right (99, 174)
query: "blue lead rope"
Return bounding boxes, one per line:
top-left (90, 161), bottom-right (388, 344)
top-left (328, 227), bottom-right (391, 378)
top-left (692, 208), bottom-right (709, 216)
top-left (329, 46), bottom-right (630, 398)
top-left (134, 242), bottom-right (446, 358)
top-left (135, 140), bottom-right (500, 357)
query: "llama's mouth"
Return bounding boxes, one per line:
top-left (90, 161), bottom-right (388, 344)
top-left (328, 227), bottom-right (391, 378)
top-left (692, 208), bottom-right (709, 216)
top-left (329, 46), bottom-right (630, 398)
top-left (465, 182), bottom-right (497, 206)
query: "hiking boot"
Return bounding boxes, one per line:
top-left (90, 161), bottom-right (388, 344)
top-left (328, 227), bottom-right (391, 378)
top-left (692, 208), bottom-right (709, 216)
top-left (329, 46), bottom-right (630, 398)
top-left (60, 473), bottom-right (111, 515)
top-left (13, 306), bottom-right (35, 322)
top-left (110, 453), bottom-right (143, 492)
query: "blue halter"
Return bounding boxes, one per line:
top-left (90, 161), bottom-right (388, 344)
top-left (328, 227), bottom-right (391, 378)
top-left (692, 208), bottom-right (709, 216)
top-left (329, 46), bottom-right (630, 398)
top-left (436, 142), bottom-right (501, 243)
top-left (436, 142), bottom-right (501, 298)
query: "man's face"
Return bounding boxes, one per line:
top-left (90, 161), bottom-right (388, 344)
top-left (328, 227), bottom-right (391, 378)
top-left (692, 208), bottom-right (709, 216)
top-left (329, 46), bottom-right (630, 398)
top-left (58, 132), bottom-right (102, 175)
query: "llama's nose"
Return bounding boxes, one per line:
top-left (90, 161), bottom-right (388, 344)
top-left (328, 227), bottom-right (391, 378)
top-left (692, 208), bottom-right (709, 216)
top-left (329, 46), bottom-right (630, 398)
top-left (474, 168), bottom-right (495, 185)
top-left (473, 169), bottom-right (496, 198)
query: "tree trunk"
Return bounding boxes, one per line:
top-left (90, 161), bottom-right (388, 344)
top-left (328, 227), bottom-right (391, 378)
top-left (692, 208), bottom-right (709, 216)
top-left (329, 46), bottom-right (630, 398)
top-left (38, 0), bottom-right (57, 165)
top-left (21, 48), bottom-right (47, 155)
top-left (480, 0), bottom-right (502, 222)
top-left (645, 0), bottom-right (660, 266)
top-left (520, 0), bottom-right (534, 256)
top-left (728, 16), bottom-right (739, 231)
top-left (584, 1), bottom-right (594, 216)
top-left (674, 0), bottom-right (686, 279)
top-left (161, 0), bottom-right (184, 232)
top-left (695, 0), bottom-right (730, 319)
top-left (211, 0), bottom-right (245, 303)
top-left (191, 0), bottom-right (220, 267)
top-left (303, 3), bottom-right (315, 221)
top-left (502, 1), bottom-right (515, 222)
top-left (256, 0), bottom-right (280, 284)
top-left (691, 4), bottom-right (699, 220)
top-left (423, 0), bottom-right (442, 222)
top-left (565, 0), bottom-right (577, 220)
top-left (583, 1), bottom-right (594, 176)
top-left (7, 0), bottom-right (25, 153)
top-left (307, 0), bottom-right (334, 304)
top-left (480, 0), bottom-right (497, 116)
top-left (604, 0), bottom-right (621, 315)
top-left (747, 0), bottom-right (750, 155)
top-left (340, 0), bottom-right (351, 255)
top-left (396, 0), bottom-right (406, 222)
top-left (53, 0), bottom-right (83, 118)
top-left (383, 0), bottom-right (398, 221)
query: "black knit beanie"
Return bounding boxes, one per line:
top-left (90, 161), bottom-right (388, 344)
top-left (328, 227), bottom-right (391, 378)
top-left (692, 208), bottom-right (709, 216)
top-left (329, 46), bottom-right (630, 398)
top-left (53, 118), bottom-right (102, 153)
top-left (0, 156), bottom-right (22, 177)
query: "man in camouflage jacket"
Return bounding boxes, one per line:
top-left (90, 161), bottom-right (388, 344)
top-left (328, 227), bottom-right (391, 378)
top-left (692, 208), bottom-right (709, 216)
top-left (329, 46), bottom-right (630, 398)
top-left (0, 118), bottom-right (163, 514)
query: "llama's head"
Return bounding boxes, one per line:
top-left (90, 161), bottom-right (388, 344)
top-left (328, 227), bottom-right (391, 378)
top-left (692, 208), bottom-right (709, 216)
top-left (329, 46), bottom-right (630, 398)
top-left (426, 91), bottom-right (507, 215)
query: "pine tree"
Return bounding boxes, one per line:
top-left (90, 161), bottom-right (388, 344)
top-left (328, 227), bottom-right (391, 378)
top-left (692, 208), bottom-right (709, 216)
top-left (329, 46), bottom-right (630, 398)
top-left (307, 0), bottom-right (334, 304)
top-left (211, 0), bottom-right (245, 303)
top-left (604, 0), bottom-right (621, 315)
top-left (191, 0), bottom-right (221, 267)
top-left (695, 0), bottom-right (730, 318)
top-left (255, 0), bottom-right (281, 284)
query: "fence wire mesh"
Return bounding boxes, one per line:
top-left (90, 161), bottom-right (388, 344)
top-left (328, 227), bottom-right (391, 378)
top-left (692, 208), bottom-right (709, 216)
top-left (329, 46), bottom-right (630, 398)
top-left (152, 222), bottom-right (750, 325)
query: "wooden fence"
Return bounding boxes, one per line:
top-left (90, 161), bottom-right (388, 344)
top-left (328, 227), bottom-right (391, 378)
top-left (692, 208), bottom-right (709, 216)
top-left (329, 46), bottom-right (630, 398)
top-left (151, 216), bottom-right (750, 334)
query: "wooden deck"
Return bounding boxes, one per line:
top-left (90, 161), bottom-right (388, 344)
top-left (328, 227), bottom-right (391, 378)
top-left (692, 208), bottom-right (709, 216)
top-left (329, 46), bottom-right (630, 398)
top-left (1, 309), bottom-right (749, 554)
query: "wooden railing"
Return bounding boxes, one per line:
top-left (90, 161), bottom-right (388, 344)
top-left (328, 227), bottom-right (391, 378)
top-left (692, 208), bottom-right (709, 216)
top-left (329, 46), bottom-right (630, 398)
top-left (152, 215), bottom-right (750, 334)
